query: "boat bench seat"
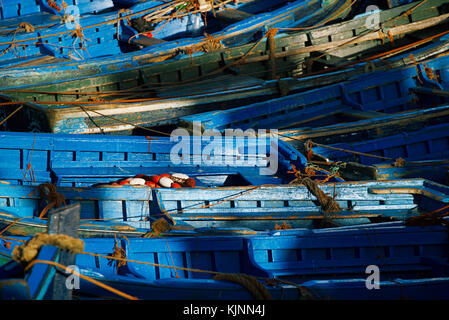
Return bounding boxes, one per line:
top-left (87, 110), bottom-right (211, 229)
top-left (0, 168), bottom-right (50, 185)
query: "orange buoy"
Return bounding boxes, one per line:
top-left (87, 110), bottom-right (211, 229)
top-left (185, 178), bottom-right (196, 188)
top-left (145, 181), bottom-right (156, 188)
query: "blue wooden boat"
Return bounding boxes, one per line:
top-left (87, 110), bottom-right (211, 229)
top-left (2, 215), bottom-right (449, 300)
top-left (0, 131), bottom-right (309, 186)
top-left (0, 243), bottom-right (62, 299)
top-left (0, 0), bottom-right (117, 28)
top-left (0, 1), bottom-right (174, 68)
top-left (3, 28), bottom-right (449, 134)
top-left (299, 121), bottom-right (449, 164)
top-left (0, 0), bottom-right (119, 20)
top-left (0, 203), bottom-right (82, 300)
top-left (278, 104), bottom-right (449, 184)
top-left (301, 123), bottom-right (449, 184)
top-left (0, 0), bottom-right (447, 134)
top-left (0, 177), bottom-right (448, 232)
top-left (0, 0), bottom-right (441, 89)
top-left (0, 0), bottom-right (352, 69)
top-left (179, 52), bottom-right (449, 132)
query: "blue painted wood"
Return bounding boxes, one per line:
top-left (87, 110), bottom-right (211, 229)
top-left (0, 0), bottom-right (430, 90)
top-left (0, 1), bottom-right (167, 67)
top-left (311, 122), bottom-right (449, 164)
top-left (0, 131), bottom-right (311, 186)
top-left (0, 0), bottom-right (347, 68)
top-left (25, 245), bottom-right (59, 300)
top-left (180, 53), bottom-right (449, 131)
top-left (0, 178), bottom-right (447, 231)
top-left (0, 0), bottom-right (116, 21)
top-left (2, 218), bottom-right (449, 300)
top-left (0, 279), bottom-right (30, 299)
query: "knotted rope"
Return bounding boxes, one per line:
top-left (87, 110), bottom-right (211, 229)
top-left (300, 177), bottom-right (342, 213)
top-left (213, 273), bottom-right (272, 300)
top-left (107, 239), bottom-right (127, 272)
top-left (19, 23), bottom-right (35, 33)
top-left (146, 218), bottom-right (172, 237)
top-left (38, 183), bottom-right (66, 219)
top-left (12, 233), bottom-right (84, 265)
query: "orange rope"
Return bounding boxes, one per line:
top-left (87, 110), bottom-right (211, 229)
top-left (431, 203), bottom-right (449, 216)
top-left (20, 133), bottom-right (36, 184)
top-left (0, 104), bottom-right (23, 127)
top-left (0, 1), bottom-right (181, 47)
top-left (24, 259), bottom-right (139, 300)
top-left (0, 216), bottom-right (34, 238)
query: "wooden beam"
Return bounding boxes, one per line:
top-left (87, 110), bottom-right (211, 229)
top-left (44, 203), bottom-right (81, 300)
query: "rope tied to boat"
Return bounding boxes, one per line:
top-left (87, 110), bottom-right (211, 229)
top-left (38, 183), bottom-right (66, 219)
top-left (394, 157), bottom-right (406, 167)
top-left (300, 177), bottom-right (342, 213)
top-left (116, 9), bottom-right (133, 42)
top-left (149, 218), bottom-right (173, 236)
top-left (107, 239), bottom-right (128, 272)
top-left (19, 23), bottom-right (35, 33)
top-left (405, 204), bottom-right (449, 227)
top-left (47, 0), bottom-right (62, 12)
top-left (199, 32), bottom-right (224, 53)
top-left (12, 233), bottom-right (84, 265)
top-left (423, 64), bottom-right (439, 81)
top-left (274, 221), bottom-right (292, 230)
top-left (303, 139), bottom-right (409, 167)
top-left (24, 259), bottom-right (139, 300)
top-left (213, 273), bottom-right (272, 300)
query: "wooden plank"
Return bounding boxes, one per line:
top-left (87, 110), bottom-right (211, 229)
top-left (44, 203), bottom-right (81, 300)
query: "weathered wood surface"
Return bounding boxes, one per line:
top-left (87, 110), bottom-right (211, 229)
top-left (1, 1), bottom-right (448, 133)
top-left (43, 203), bottom-right (80, 300)
top-left (0, 179), bottom-right (447, 230)
top-left (21, 219), bottom-right (449, 300)
top-left (280, 104), bottom-right (449, 144)
top-left (0, 0), bottom-right (444, 88)
top-left (179, 50), bottom-right (449, 132)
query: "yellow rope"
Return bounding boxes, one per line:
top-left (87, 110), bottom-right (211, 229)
top-left (12, 233), bottom-right (84, 264)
